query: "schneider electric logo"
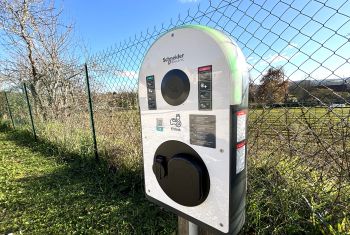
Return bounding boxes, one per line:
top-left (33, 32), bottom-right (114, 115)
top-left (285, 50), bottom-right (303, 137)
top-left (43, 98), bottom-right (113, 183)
top-left (163, 53), bottom-right (184, 65)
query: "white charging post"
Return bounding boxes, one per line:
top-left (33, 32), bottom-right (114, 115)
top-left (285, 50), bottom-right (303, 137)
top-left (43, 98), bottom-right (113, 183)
top-left (138, 25), bottom-right (249, 234)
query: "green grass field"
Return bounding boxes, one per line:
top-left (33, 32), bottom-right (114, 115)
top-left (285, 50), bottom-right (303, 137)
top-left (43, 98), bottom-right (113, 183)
top-left (0, 106), bottom-right (349, 234)
top-left (249, 107), bottom-right (350, 136)
top-left (0, 127), bottom-right (176, 234)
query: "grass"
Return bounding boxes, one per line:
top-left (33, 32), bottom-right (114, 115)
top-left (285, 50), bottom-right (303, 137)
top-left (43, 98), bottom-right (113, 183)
top-left (0, 105), bottom-right (349, 234)
top-left (246, 153), bottom-right (350, 234)
top-left (246, 106), bottom-right (350, 234)
top-left (0, 126), bottom-right (176, 234)
top-left (249, 107), bottom-right (350, 136)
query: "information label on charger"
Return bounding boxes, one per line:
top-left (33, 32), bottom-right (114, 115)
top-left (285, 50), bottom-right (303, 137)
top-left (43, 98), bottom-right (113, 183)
top-left (236, 143), bottom-right (245, 174)
top-left (236, 110), bottom-right (247, 142)
top-left (198, 65), bottom-right (212, 110)
top-left (146, 75), bottom-right (157, 110)
top-left (190, 114), bottom-right (216, 148)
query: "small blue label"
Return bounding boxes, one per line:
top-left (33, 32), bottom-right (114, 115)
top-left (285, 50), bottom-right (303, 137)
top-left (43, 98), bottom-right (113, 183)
top-left (156, 118), bottom-right (164, 132)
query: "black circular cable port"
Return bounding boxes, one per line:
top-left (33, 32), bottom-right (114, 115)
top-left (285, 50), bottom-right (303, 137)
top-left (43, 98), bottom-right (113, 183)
top-left (153, 140), bottom-right (210, 207)
top-left (161, 69), bottom-right (190, 106)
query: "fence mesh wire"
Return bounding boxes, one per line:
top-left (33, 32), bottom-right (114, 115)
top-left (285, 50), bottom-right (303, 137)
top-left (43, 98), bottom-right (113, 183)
top-left (1, 0), bottom-right (349, 233)
top-left (4, 87), bottom-right (32, 132)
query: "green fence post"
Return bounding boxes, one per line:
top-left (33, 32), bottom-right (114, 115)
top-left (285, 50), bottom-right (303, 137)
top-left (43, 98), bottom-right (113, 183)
top-left (23, 83), bottom-right (37, 141)
top-left (84, 63), bottom-right (99, 161)
top-left (4, 91), bottom-right (15, 129)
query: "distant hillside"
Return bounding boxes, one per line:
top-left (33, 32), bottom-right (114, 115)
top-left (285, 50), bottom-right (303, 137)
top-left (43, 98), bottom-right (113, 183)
top-left (291, 77), bottom-right (350, 92)
top-left (292, 77), bottom-right (349, 85)
top-left (249, 77), bottom-right (350, 104)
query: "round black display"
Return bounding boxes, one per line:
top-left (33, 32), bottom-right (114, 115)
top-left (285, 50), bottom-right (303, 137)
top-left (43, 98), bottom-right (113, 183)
top-left (161, 69), bottom-right (190, 106)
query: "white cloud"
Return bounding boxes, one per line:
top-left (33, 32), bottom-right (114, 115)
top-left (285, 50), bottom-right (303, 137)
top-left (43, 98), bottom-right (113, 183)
top-left (113, 70), bottom-right (138, 79)
top-left (266, 53), bottom-right (291, 64)
top-left (280, 61), bottom-right (350, 82)
top-left (247, 42), bottom-right (350, 83)
top-left (247, 56), bottom-right (256, 62)
top-left (247, 53), bottom-right (292, 71)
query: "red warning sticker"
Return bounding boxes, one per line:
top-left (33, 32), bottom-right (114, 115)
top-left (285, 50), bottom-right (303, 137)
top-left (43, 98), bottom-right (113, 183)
top-left (198, 65), bottom-right (212, 72)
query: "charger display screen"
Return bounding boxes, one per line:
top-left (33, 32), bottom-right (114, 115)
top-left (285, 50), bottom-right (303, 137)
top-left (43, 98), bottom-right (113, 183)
top-left (146, 75), bottom-right (156, 110)
top-left (198, 65), bottom-right (212, 110)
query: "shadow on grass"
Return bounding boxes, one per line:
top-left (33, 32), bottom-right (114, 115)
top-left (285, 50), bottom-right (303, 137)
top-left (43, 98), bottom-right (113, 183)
top-left (0, 124), bottom-right (176, 234)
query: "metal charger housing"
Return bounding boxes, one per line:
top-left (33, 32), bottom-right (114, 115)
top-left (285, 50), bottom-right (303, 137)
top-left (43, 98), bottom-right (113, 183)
top-left (138, 25), bottom-right (249, 234)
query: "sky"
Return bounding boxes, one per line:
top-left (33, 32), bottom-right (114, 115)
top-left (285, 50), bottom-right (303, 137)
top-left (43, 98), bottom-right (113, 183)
top-left (1, 0), bottom-right (349, 90)
top-left (57, 0), bottom-right (350, 85)
top-left (60, 0), bottom-right (203, 54)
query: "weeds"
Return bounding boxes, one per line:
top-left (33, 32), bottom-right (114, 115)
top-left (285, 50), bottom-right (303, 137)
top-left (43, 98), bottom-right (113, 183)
top-left (0, 105), bottom-right (349, 234)
top-left (0, 126), bottom-right (176, 234)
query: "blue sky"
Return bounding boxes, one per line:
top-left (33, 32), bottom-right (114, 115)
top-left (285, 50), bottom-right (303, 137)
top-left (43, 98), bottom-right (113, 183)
top-left (0, 0), bottom-right (349, 89)
top-left (60, 0), bottom-right (202, 54)
top-left (58, 0), bottom-right (349, 84)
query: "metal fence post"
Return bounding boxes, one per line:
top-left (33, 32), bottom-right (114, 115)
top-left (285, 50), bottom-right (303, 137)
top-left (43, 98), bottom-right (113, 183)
top-left (4, 91), bottom-right (15, 129)
top-left (178, 217), bottom-right (213, 235)
top-left (84, 63), bottom-right (99, 161)
top-left (23, 83), bottom-right (37, 141)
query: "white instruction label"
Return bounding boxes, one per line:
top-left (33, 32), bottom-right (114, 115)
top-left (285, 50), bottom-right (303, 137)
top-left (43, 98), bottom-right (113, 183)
top-left (236, 144), bottom-right (245, 174)
top-left (236, 111), bottom-right (247, 142)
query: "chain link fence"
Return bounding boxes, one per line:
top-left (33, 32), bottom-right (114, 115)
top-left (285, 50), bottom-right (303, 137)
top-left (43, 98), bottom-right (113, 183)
top-left (1, 0), bottom-right (349, 233)
top-left (1, 86), bottom-right (32, 132)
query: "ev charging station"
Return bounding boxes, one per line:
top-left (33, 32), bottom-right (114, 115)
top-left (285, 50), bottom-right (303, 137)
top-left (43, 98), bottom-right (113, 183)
top-left (138, 25), bottom-right (249, 234)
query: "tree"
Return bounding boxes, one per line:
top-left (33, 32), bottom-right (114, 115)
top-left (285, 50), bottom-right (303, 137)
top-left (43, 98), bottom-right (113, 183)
top-left (248, 82), bottom-right (259, 103)
top-left (256, 67), bottom-right (289, 104)
top-left (0, 0), bottom-right (83, 120)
